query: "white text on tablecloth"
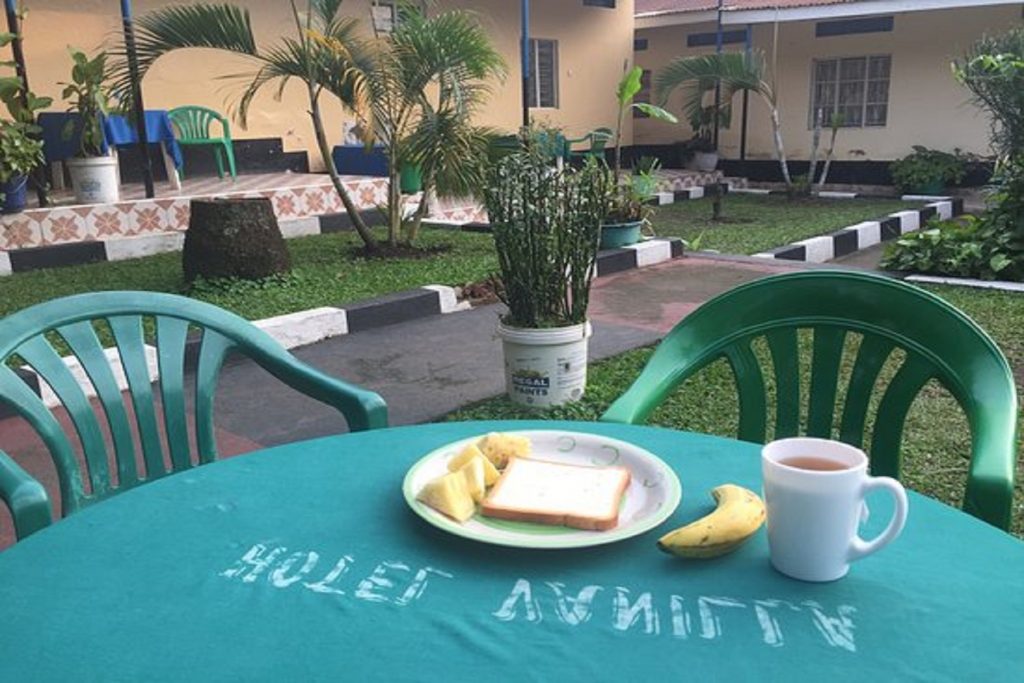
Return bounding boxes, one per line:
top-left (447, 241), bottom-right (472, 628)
top-left (492, 578), bottom-right (858, 652)
top-left (219, 544), bottom-right (857, 651)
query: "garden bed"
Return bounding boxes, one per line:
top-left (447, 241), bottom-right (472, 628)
top-left (448, 283), bottom-right (1024, 539)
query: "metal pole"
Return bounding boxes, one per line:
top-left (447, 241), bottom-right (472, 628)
top-left (4, 0), bottom-right (48, 206)
top-left (740, 24), bottom-right (751, 161)
top-left (120, 0), bottom-right (155, 198)
top-left (520, 0), bottom-right (530, 129)
top-left (712, 0), bottom-right (723, 149)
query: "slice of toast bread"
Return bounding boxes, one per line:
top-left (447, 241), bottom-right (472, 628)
top-left (480, 457), bottom-right (631, 531)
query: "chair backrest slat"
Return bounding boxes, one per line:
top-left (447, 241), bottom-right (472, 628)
top-left (807, 327), bottom-right (846, 439)
top-left (195, 329), bottom-right (235, 464)
top-left (57, 321), bottom-right (140, 488)
top-left (108, 315), bottom-right (166, 480)
top-left (0, 365), bottom-right (84, 510)
top-left (155, 316), bottom-right (192, 472)
top-left (869, 355), bottom-right (936, 477)
top-left (765, 328), bottom-right (801, 439)
top-left (724, 342), bottom-right (767, 443)
top-left (16, 336), bottom-right (113, 498)
top-left (839, 335), bottom-right (896, 448)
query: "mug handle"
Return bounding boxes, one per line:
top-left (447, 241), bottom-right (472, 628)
top-left (847, 476), bottom-right (909, 562)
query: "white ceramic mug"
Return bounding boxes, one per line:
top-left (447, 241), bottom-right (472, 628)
top-left (761, 437), bottom-right (909, 582)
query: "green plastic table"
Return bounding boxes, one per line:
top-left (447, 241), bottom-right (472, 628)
top-left (1, 421), bottom-right (1022, 682)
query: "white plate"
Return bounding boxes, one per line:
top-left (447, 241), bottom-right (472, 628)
top-left (402, 430), bottom-right (682, 549)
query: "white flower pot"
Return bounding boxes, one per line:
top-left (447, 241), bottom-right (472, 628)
top-left (67, 156), bottom-right (120, 204)
top-left (498, 321), bottom-right (592, 408)
top-left (694, 151), bottom-right (719, 172)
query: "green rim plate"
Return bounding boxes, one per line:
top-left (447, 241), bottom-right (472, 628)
top-left (402, 430), bottom-right (682, 549)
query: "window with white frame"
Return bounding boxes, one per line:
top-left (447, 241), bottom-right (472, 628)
top-left (528, 39), bottom-right (559, 109)
top-left (810, 55), bottom-right (890, 128)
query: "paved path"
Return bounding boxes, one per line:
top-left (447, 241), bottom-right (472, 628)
top-left (0, 254), bottom-right (808, 548)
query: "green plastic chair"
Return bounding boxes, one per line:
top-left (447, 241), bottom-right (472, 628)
top-left (601, 271), bottom-right (1018, 530)
top-left (567, 127), bottom-right (613, 160)
top-left (168, 106), bottom-right (238, 180)
top-left (0, 292), bottom-right (388, 542)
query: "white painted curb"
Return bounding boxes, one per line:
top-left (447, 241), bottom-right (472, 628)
top-left (792, 235), bottom-right (834, 263)
top-left (0, 250), bottom-right (10, 276)
top-left (253, 307), bottom-right (349, 349)
top-left (889, 210), bottom-right (921, 234)
top-left (906, 275), bottom-right (1024, 293)
top-left (845, 221), bottom-right (882, 249)
top-left (278, 217), bottom-right (321, 239)
top-left (729, 187), bottom-right (772, 196)
top-left (624, 239), bottom-right (673, 267)
top-left (422, 284), bottom-right (472, 313)
top-left (103, 232), bottom-right (184, 262)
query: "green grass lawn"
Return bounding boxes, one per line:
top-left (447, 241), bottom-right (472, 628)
top-left (0, 228), bottom-right (498, 321)
top-left (652, 195), bottom-right (919, 255)
top-left (449, 284), bottom-right (1024, 539)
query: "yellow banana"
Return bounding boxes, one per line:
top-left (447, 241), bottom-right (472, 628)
top-left (657, 484), bottom-right (766, 559)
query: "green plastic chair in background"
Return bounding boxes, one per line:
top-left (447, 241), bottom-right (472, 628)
top-left (601, 270), bottom-right (1018, 530)
top-left (168, 106), bottom-right (238, 180)
top-left (0, 292), bottom-right (388, 542)
top-left (567, 127), bottom-right (613, 161)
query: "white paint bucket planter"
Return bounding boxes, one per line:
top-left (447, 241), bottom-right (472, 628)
top-left (498, 321), bottom-right (592, 408)
top-left (67, 156), bottom-right (120, 204)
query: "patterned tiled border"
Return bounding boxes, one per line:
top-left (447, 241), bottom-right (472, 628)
top-left (0, 176), bottom-right (393, 251)
top-left (752, 197), bottom-right (964, 263)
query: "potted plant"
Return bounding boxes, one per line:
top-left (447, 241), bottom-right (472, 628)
top-left (889, 146), bottom-right (967, 195)
top-left (61, 49), bottom-right (119, 204)
top-left (602, 158), bottom-right (660, 249)
top-left (681, 104), bottom-right (725, 172)
top-left (0, 120), bottom-right (43, 213)
top-left (485, 143), bottom-right (609, 407)
top-left (0, 31), bottom-right (50, 213)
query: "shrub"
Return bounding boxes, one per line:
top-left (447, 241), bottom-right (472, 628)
top-left (889, 146), bottom-right (968, 193)
top-left (880, 215), bottom-right (1021, 281)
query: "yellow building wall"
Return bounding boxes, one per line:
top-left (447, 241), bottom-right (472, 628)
top-left (12, 0), bottom-right (634, 171)
top-left (635, 6), bottom-right (1022, 161)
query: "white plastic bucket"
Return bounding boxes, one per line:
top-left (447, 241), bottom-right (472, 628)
top-left (497, 321), bottom-right (592, 408)
top-left (68, 156), bottom-right (120, 204)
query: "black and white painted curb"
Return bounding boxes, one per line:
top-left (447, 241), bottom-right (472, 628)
top-left (752, 197), bottom-right (964, 263)
top-left (0, 237), bottom-right (684, 417)
top-left (905, 274), bottom-right (1024, 293)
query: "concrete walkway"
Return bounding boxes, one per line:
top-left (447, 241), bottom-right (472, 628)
top-left (0, 253), bottom-right (810, 548)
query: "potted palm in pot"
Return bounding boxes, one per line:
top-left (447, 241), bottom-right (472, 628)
top-left (485, 142), bottom-right (609, 407)
top-left (62, 49), bottom-right (120, 204)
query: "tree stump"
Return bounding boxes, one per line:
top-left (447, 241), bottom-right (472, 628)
top-left (182, 197), bottom-right (291, 283)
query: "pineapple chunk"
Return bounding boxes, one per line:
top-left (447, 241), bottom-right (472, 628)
top-left (478, 433), bottom-right (532, 469)
top-left (417, 471), bottom-right (476, 522)
top-left (457, 456), bottom-right (486, 503)
top-left (448, 443), bottom-right (501, 486)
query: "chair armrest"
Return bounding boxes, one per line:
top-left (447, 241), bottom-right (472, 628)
top-left (260, 354), bottom-right (389, 432)
top-left (0, 450), bottom-right (52, 541)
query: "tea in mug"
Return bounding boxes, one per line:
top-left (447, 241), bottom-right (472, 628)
top-left (778, 456), bottom-right (848, 472)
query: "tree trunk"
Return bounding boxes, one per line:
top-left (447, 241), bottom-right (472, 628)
top-left (817, 125), bottom-right (841, 192)
top-left (183, 197), bottom-right (290, 282)
top-left (806, 109), bottom-right (823, 195)
top-left (308, 89), bottom-right (378, 253)
top-left (767, 103), bottom-right (793, 190)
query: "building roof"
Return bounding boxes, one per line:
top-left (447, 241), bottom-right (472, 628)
top-left (636, 0), bottom-right (861, 16)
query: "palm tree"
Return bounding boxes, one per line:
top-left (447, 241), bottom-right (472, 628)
top-left (319, 6), bottom-right (505, 246)
top-left (655, 51), bottom-right (794, 190)
top-left (111, 1), bottom-right (381, 251)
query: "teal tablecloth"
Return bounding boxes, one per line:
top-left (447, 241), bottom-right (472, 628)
top-left (0, 421), bottom-right (1022, 682)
